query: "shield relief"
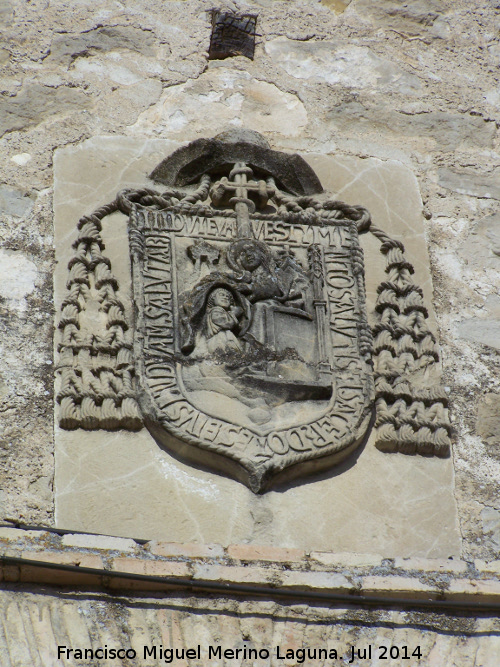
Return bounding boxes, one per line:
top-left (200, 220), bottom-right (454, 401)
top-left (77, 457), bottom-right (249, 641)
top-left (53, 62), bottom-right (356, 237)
top-left (130, 200), bottom-right (374, 491)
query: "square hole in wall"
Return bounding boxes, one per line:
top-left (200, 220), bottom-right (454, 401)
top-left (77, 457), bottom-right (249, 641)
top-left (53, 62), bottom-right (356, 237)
top-left (209, 11), bottom-right (257, 60)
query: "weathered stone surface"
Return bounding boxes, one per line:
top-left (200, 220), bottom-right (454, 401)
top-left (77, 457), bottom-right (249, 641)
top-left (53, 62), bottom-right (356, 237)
top-left (457, 296), bottom-right (500, 352)
top-left (438, 167), bottom-right (500, 199)
top-left (310, 153), bottom-right (436, 298)
top-left (0, 249), bottom-right (38, 309)
top-left (321, 0), bottom-right (352, 11)
top-left (353, 0), bottom-right (443, 31)
top-left (61, 533), bottom-right (136, 551)
top-left (0, 185), bottom-right (34, 218)
top-left (265, 38), bottom-right (422, 94)
top-left (477, 393), bottom-right (500, 452)
top-left (0, 0), bottom-right (13, 26)
top-left (481, 507), bottom-right (500, 551)
top-left (0, 185), bottom-right (55, 526)
top-left (310, 551), bottom-right (383, 568)
top-left (1, 527), bottom-right (500, 663)
top-left (458, 214), bottom-right (500, 270)
top-left (96, 77), bottom-right (163, 126)
top-left (47, 25), bottom-right (157, 65)
top-left (327, 106), bottom-right (496, 153)
top-left (475, 559), bottom-right (500, 576)
top-left (0, 585), bottom-right (499, 666)
top-left (9, 153), bottom-right (31, 166)
top-left (0, 84), bottom-right (89, 137)
top-left (132, 67), bottom-right (308, 138)
top-left (394, 556), bottom-right (468, 574)
top-left (457, 319), bottom-right (500, 352)
top-left (55, 424), bottom-right (460, 555)
top-left (227, 544), bottom-right (305, 563)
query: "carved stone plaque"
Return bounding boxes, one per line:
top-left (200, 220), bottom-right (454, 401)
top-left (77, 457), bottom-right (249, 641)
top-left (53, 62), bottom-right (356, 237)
top-left (54, 134), bottom-right (459, 552)
top-left (56, 130), bottom-right (451, 495)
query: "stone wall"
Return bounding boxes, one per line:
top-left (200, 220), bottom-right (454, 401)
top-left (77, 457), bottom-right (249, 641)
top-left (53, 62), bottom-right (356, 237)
top-left (1, 525), bottom-right (500, 666)
top-left (2, 585), bottom-right (498, 666)
top-left (1, 0), bottom-right (499, 662)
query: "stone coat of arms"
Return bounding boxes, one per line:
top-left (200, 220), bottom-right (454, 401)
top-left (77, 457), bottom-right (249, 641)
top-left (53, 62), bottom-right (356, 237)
top-left (57, 131), bottom-right (451, 492)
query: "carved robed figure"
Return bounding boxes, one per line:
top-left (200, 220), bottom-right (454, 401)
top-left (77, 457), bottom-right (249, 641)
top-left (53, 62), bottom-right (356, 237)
top-left (56, 131), bottom-right (451, 492)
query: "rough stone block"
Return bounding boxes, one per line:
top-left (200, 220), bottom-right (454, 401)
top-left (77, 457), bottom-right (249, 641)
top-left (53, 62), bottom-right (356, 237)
top-left (447, 579), bottom-right (500, 602)
top-left (20, 551), bottom-right (104, 569)
top-left (0, 83), bottom-right (88, 136)
top-left (476, 393), bottom-right (500, 450)
top-left (394, 557), bottom-right (468, 574)
top-left (192, 563), bottom-right (276, 586)
top-left (111, 557), bottom-right (191, 578)
top-left (280, 570), bottom-right (351, 591)
top-left (61, 533), bottom-right (136, 551)
top-left (361, 575), bottom-right (438, 599)
top-left (0, 527), bottom-right (44, 543)
top-left (310, 551), bottom-right (383, 568)
top-left (149, 541), bottom-right (224, 559)
top-left (227, 544), bottom-right (305, 563)
top-left (438, 167), bottom-right (500, 200)
top-left (474, 560), bottom-right (500, 576)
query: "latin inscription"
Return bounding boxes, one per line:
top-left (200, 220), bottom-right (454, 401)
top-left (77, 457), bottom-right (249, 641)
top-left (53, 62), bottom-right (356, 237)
top-left (324, 247), bottom-right (360, 370)
top-left (136, 208), bottom-right (353, 247)
top-left (143, 234), bottom-right (174, 357)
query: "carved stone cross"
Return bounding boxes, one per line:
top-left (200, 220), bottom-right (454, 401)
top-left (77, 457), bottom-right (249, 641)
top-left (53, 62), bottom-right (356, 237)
top-left (209, 162), bottom-right (274, 237)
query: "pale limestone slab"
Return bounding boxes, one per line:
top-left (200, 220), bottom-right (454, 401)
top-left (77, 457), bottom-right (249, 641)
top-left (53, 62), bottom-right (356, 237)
top-left (54, 136), bottom-right (460, 557)
top-left (61, 533), bottom-right (136, 551)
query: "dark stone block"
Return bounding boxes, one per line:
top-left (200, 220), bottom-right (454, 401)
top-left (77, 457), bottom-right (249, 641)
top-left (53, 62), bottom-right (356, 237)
top-left (150, 130), bottom-right (323, 196)
top-left (209, 12), bottom-right (257, 61)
